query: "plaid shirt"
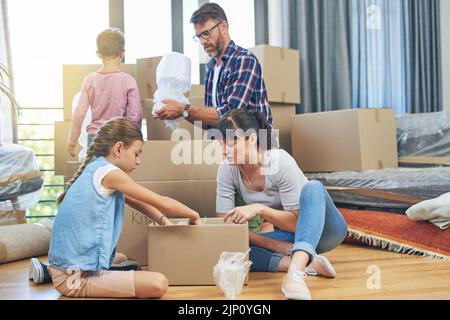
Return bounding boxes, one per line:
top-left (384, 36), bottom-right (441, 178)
top-left (204, 41), bottom-right (272, 126)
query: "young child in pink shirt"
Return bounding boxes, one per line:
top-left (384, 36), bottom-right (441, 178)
top-left (68, 28), bottom-right (142, 157)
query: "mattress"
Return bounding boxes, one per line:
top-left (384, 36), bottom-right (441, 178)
top-left (397, 111), bottom-right (450, 157)
top-left (306, 167), bottom-right (450, 212)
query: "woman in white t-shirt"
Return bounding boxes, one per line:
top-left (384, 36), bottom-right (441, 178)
top-left (213, 109), bottom-right (348, 300)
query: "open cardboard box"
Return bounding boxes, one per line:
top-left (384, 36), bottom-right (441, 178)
top-left (148, 218), bottom-right (249, 286)
top-left (117, 179), bottom-right (217, 265)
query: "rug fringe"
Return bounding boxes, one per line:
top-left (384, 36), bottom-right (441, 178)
top-left (347, 228), bottom-right (449, 261)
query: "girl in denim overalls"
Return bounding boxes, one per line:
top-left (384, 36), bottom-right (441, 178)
top-left (46, 118), bottom-right (201, 298)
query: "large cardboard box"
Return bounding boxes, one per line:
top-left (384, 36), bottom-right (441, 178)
top-left (63, 64), bottom-right (136, 120)
top-left (291, 108), bottom-right (398, 172)
top-left (54, 121), bottom-right (82, 177)
top-left (249, 45), bottom-right (300, 104)
top-left (148, 218), bottom-right (249, 285)
top-left (130, 140), bottom-right (221, 181)
top-left (271, 104), bottom-right (296, 154)
top-left (145, 97), bottom-right (206, 140)
top-left (136, 56), bottom-right (161, 101)
top-left (117, 179), bottom-right (217, 265)
top-left (185, 85), bottom-right (205, 98)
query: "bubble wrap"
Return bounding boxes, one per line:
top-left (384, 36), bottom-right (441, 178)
top-left (153, 52), bottom-right (192, 131)
top-left (307, 167), bottom-right (450, 211)
top-left (0, 144), bottom-right (44, 210)
top-left (396, 111), bottom-right (450, 157)
top-left (213, 250), bottom-right (252, 300)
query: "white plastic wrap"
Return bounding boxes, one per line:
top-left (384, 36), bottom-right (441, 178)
top-left (0, 144), bottom-right (44, 210)
top-left (152, 52), bottom-right (192, 131)
top-left (396, 111), bottom-right (450, 157)
top-left (213, 250), bottom-right (252, 300)
top-left (306, 167), bottom-right (450, 210)
top-left (0, 144), bottom-right (39, 180)
top-left (72, 92), bottom-right (92, 161)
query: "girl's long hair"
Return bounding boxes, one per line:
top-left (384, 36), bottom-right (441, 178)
top-left (57, 118), bottom-right (143, 204)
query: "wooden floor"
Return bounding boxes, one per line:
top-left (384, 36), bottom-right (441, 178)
top-left (1, 244), bottom-right (449, 300)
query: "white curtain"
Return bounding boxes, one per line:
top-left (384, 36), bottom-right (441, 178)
top-left (0, 0), bottom-right (14, 145)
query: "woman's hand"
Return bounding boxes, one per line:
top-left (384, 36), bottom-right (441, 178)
top-left (189, 212), bottom-right (202, 225)
top-left (161, 216), bottom-right (175, 226)
top-left (224, 204), bottom-right (265, 224)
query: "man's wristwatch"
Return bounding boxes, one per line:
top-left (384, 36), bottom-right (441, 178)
top-left (182, 104), bottom-right (191, 118)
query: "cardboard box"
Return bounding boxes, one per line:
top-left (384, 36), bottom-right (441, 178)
top-left (117, 179), bottom-right (217, 265)
top-left (249, 45), bottom-right (300, 104)
top-left (130, 140), bottom-right (221, 181)
top-left (0, 210), bottom-right (26, 226)
top-left (148, 218), bottom-right (249, 285)
top-left (271, 104), bottom-right (296, 154)
top-left (54, 121), bottom-right (82, 177)
top-left (185, 85), bottom-right (205, 98)
top-left (291, 108), bottom-right (398, 172)
top-left (145, 97), bottom-right (206, 140)
top-left (63, 64), bottom-right (136, 120)
top-left (136, 56), bottom-right (161, 101)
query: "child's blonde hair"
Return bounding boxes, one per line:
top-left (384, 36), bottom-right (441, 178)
top-left (96, 28), bottom-right (125, 59)
top-left (57, 118), bottom-right (143, 204)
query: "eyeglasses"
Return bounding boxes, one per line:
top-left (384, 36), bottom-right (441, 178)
top-left (193, 21), bottom-right (223, 42)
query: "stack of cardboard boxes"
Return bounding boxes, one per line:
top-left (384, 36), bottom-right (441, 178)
top-left (117, 140), bottom-right (221, 265)
top-left (54, 61), bottom-right (252, 285)
top-left (250, 45), bottom-right (301, 154)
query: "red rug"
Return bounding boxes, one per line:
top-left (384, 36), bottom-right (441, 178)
top-left (340, 208), bottom-right (450, 259)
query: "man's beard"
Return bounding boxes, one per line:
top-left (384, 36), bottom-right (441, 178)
top-left (205, 36), bottom-right (225, 58)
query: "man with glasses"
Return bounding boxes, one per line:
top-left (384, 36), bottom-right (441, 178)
top-left (154, 2), bottom-right (272, 129)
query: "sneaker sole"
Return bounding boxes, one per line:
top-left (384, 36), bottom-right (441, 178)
top-left (29, 258), bottom-right (43, 284)
top-left (316, 255), bottom-right (337, 278)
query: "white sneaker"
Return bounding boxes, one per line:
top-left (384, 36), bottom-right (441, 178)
top-left (305, 255), bottom-right (336, 278)
top-left (281, 266), bottom-right (311, 300)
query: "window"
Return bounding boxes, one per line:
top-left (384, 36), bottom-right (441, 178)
top-left (210, 0), bottom-right (255, 49)
top-left (183, 0), bottom-right (256, 84)
top-left (9, 0), bottom-right (109, 108)
top-left (124, 0), bottom-right (172, 62)
top-left (183, 0), bottom-right (203, 84)
top-left (8, 0), bottom-right (109, 221)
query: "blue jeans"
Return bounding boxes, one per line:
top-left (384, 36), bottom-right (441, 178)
top-left (250, 180), bottom-right (348, 272)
